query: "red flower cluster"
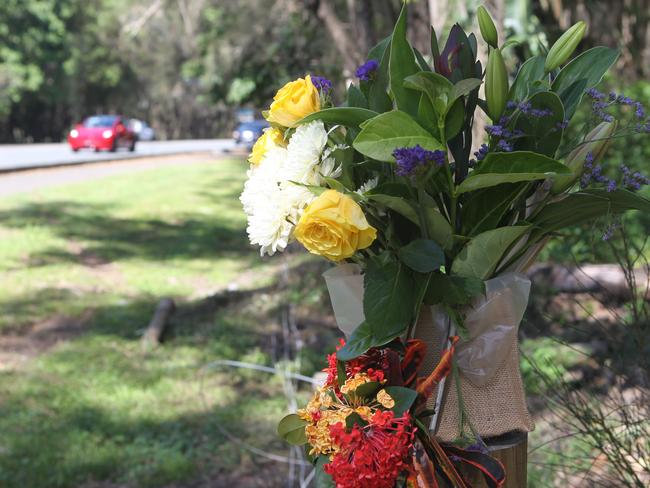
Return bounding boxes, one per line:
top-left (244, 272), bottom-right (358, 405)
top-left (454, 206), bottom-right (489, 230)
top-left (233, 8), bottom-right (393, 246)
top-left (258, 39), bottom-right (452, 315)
top-left (324, 410), bottom-right (415, 488)
top-left (323, 340), bottom-right (393, 390)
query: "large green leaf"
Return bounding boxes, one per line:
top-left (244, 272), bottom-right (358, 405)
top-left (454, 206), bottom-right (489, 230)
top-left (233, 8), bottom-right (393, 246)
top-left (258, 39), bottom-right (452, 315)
top-left (513, 91), bottom-right (565, 157)
top-left (552, 47), bottom-right (619, 94)
top-left (509, 56), bottom-right (546, 102)
top-left (404, 71), bottom-right (453, 118)
top-left (367, 37), bottom-right (393, 113)
top-left (315, 456), bottom-right (335, 488)
top-left (364, 255), bottom-right (416, 341)
top-left (451, 225), bottom-right (531, 279)
top-left (552, 47), bottom-right (619, 117)
top-left (367, 194), bottom-right (419, 224)
top-left (384, 386), bottom-right (418, 416)
top-left (398, 238), bottom-right (445, 273)
top-left (461, 183), bottom-right (527, 236)
top-left (389, 4), bottom-right (420, 116)
top-left (529, 189), bottom-right (650, 241)
top-left (277, 414), bottom-right (308, 445)
top-left (299, 107), bottom-right (378, 127)
top-left (424, 274), bottom-right (485, 306)
top-left (557, 78), bottom-right (588, 120)
top-left (346, 85), bottom-right (368, 109)
top-left (423, 206), bottom-right (454, 250)
top-left (456, 151), bottom-right (571, 194)
top-left (337, 321), bottom-right (392, 360)
top-left (353, 110), bottom-right (444, 162)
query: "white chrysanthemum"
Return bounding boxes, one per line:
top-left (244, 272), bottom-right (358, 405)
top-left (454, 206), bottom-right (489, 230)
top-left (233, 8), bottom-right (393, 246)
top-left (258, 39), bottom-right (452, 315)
top-left (356, 177), bottom-right (379, 195)
top-left (241, 121), bottom-right (345, 256)
top-left (283, 121), bottom-right (329, 184)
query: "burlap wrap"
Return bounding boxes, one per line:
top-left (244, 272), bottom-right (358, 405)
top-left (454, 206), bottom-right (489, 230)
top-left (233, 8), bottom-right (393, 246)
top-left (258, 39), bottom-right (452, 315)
top-left (324, 266), bottom-right (534, 443)
top-left (414, 306), bottom-right (534, 443)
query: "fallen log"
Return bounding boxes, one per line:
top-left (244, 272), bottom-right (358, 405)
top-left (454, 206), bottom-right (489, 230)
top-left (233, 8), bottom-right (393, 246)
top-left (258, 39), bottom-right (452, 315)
top-left (527, 264), bottom-right (649, 299)
top-left (141, 298), bottom-right (176, 347)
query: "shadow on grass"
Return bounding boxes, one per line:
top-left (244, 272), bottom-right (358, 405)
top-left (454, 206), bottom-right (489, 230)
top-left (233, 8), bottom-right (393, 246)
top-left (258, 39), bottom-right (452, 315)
top-left (0, 290), bottom-right (305, 488)
top-left (0, 200), bottom-right (255, 268)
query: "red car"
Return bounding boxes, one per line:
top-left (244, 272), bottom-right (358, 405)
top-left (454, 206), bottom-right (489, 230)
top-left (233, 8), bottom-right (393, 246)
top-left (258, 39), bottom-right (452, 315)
top-left (68, 115), bottom-right (137, 152)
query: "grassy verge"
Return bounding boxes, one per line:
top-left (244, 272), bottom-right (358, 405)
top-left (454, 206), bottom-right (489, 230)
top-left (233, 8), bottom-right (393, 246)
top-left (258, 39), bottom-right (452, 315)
top-left (0, 159), bottom-right (336, 488)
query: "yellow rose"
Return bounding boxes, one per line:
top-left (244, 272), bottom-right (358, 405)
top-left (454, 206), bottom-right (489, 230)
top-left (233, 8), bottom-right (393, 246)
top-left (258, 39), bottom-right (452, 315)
top-left (248, 128), bottom-right (286, 165)
top-left (294, 190), bottom-right (376, 261)
top-left (266, 75), bottom-right (320, 128)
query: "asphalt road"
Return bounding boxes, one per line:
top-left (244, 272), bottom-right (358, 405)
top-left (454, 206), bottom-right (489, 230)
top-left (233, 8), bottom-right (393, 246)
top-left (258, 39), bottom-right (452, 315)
top-left (0, 139), bottom-right (236, 172)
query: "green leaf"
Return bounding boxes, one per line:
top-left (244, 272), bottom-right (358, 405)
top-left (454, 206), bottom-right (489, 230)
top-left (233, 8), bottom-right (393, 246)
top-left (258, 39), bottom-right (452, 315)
top-left (451, 225), bottom-right (531, 279)
top-left (509, 56), bottom-right (546, 102)
top-left (364, 255), bottom-right (415, 342)
top-left (336, 360), bottom-right (346, 388)
top-left (353, 110), bottom-right (444, 162)
top-left (367, 194), bottom-right (419, 224)
top-left (529, 189), bottom-right (650, 242)
top-left (384, 386), bottom-right (418, 416)
top-left (398, 239), bottom-right (445, 273)
top-left (557, 78), bottom-right (588, 120)
top-left (299, 107), bottom-right (378, 127)
top-left (444, 98), bottom-right (465, 140)
top-left (424, 207), bottom-right (454, 250)
top-left (351, 381), bottom-right (381, 399)
top-left (315, 456), bottom-right (335, 488)
top-left (404, 71), bottom-right (453, 117)
top-left (345, 412), bottom-right (368, 429)
top-left (337, 321), bottom-right (391, 360)
top-left (277, 414), bottom-right (308, 445)
top-left (451, 78), bottom-right (482, 101)
top-left (416, 94), bottom-right (438, 134)
top-left (552, 46), bottom-right (619, 96)
top-left (513, 91), bottom-right (565, 157)
top-left (456, 151), bottom-right (571, 194)
top-left (367, 37), bottom-right (393, 113)
top-left (389, 4), bottom-right (420, 116)
top-left (424, 274), bottom-right (485, 306)
top-left (346, 85), bottom-right (368, 109)
top-left (461, 183), bottom-right (528, 236)
top-left (414, 47), bottom-right (432, 71)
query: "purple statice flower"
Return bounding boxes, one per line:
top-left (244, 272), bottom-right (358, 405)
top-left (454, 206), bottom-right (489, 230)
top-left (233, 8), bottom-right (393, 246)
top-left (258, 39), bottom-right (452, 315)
top-left (636, 122), bottom-right (650, 133)
top-left (486, 124), bottom-right (506, 137)
top-left (474, 143), bottom-right (489, 162)
top-left (497, 139), bottom-right (513, 152)
top-left (586, 88), bottom-right (606, 100)
top-left (602, 223), bottom-right (617, 241)
top-left (530, 108), bottom-right (553, 118)
top-left (393, 145), bottom-right (445, 177)
top-left (355, 59), bottom-right (379, 81)
top-left (620, 165), bottom-right (650, 191)
top-left (518, 101), bottom-right (533, 114)
top-left (616, 95), bottom-right (634, 105)
top-left (311, 76), bottom-right (332, 94)
top-left (634, 102), bottom-right (646, 119)
top-left (557, 119), bottom-right (570, 130)
top-left (606, 179), bottom-right (617, 192)
top-left (506, 101), bottom-right (518, 110)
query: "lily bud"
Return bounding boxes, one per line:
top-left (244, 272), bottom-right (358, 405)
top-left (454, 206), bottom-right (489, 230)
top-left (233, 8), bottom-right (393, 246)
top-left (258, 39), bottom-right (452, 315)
top-left (485, 48), bottom-right (508, 122)
top-left (544, 21), bottom-right (586, 72)
top-left (551, 120), bottom-right (617, 194)
top-left (477, 6), bottom-right (498, 49)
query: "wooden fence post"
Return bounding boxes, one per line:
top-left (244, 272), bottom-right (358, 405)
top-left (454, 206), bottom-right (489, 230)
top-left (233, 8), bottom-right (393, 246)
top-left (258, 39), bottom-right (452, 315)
top-left (459, 434), bottom-right (528, 487)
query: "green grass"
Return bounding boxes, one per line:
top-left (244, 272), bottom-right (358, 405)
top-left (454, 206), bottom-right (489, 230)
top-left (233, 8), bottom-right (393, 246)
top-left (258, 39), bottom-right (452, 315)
top-left (0, 159), bottom-right (329, 487)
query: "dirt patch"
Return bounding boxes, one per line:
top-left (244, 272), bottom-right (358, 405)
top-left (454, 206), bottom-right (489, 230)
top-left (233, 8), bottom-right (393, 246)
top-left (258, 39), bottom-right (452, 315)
top-left (0, 309), bottom-right (94, 370)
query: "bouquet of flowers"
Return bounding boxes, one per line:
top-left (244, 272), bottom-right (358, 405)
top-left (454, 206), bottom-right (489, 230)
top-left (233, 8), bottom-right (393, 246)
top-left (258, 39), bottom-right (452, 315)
top-left (240, 2), bottom-right (649, 486)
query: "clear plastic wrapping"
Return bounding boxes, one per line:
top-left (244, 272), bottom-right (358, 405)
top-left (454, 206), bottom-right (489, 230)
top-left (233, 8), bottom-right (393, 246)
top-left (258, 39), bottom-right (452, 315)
top-left (323, 265), bottom-right (530, 386)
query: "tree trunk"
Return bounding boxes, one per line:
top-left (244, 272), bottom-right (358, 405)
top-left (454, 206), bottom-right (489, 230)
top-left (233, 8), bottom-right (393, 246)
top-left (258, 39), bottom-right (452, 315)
top-left (317, 0), bottom-right (364, 77)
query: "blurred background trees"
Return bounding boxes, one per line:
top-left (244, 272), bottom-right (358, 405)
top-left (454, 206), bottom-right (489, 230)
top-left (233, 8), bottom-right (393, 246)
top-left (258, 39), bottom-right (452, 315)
top-left (0, 0), bottom-right (648, 143)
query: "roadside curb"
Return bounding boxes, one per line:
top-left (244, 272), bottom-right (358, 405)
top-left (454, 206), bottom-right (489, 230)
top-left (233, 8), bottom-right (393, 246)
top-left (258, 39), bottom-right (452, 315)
top-left (0, 149), bottom-right (234, 175)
